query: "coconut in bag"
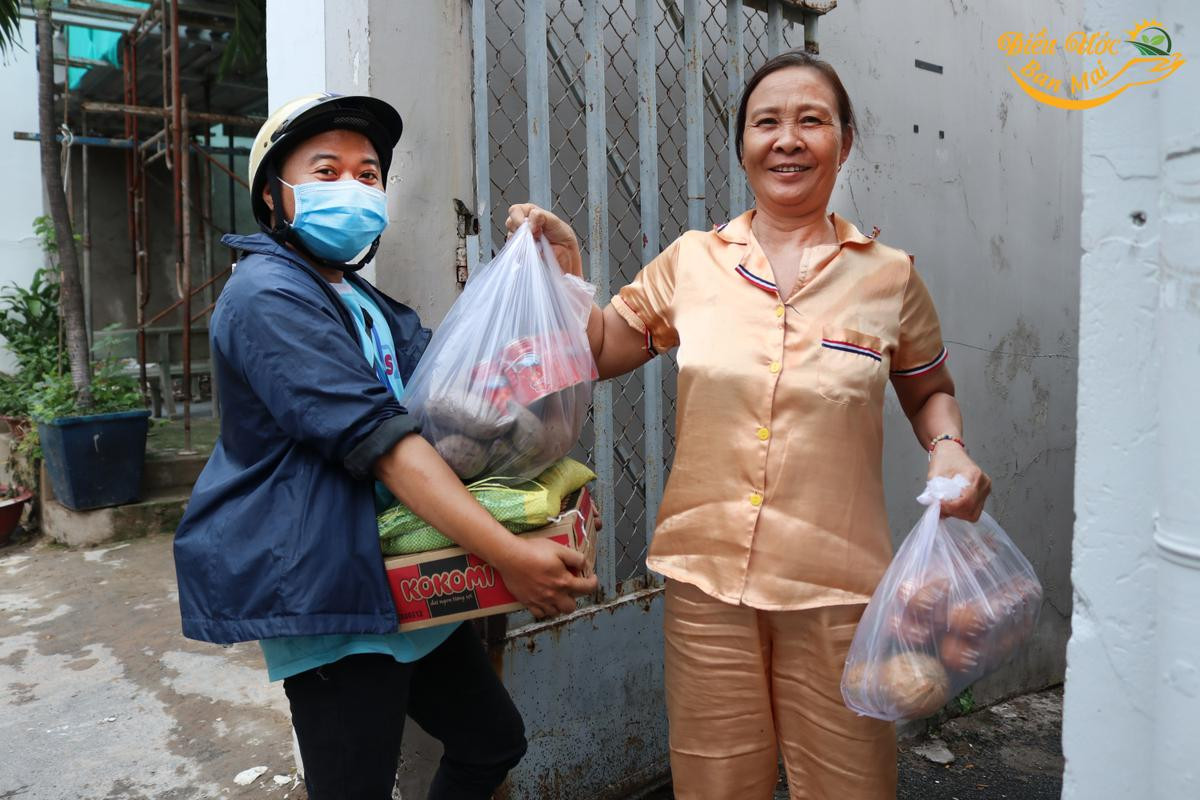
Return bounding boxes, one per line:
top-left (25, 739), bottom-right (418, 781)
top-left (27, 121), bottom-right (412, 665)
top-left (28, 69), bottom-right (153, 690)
top-left (841, 475), bottom-right (1043, 721)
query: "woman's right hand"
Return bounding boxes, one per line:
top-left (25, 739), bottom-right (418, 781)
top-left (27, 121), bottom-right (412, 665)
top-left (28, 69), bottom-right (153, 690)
top-left (506, 203), bottom-right (583, 277)
top-left (494, 535), bottom-right (598, 619)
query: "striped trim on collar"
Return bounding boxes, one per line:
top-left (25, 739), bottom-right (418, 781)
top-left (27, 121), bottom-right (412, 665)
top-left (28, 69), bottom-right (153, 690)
top-left (891, 346), bottom-right (949, 377)
top-left (735, 264), bottom-right (778, 294)
top-left (713, 210), bottom-right (875, 246)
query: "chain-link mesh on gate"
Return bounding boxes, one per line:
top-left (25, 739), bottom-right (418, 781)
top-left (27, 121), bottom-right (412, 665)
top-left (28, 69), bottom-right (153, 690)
top-left (479, 0), bottom-right (803, 592)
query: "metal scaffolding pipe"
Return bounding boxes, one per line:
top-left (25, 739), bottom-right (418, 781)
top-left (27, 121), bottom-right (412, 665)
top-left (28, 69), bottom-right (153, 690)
top-left (124, 32), bottom-right (149, 398)
top-left (53, 55), bottom-right (111, 70)
top-left (132, 0), bottom-right (163, 44)
top-left (143, 265), bottom-right (232, 328)
top-left (13, 130), bottom-right (135, 148)
top-left (32, 0), bottom-right (233, 32)
top-left (190, 141), bottom-right (248, 188)
top-left (81, 101), bottom-right (265, 129)
top-left (138, 127), bottom-right (167, 152)
top-left (12, 132), bottom-right (266, 158)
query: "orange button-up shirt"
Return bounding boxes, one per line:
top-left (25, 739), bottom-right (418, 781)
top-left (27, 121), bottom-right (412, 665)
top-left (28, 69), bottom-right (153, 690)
top-left (611, 210), bottom-right (947, 610)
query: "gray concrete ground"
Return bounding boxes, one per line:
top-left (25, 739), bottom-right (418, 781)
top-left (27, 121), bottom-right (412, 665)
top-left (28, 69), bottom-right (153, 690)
top-left (0, 534), bottom-right (301, 799)
top-left (896, 689), bottom-right (1063, 800)
top-left (1, 531), bottom-right (1064, 800)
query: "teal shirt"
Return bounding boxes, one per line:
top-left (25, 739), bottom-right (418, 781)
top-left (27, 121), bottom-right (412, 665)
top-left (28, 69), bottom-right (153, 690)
top-left (259, 281), bottom-right (458, 682)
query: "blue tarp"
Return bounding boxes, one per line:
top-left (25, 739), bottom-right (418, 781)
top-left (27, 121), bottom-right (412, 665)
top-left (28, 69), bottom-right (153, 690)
top-left (66, 0), bottom-right (149, 89)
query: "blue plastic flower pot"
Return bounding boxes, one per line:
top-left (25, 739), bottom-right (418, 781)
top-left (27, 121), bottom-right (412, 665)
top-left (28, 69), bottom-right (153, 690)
top-left (38, 409), bottom-right (152, 511)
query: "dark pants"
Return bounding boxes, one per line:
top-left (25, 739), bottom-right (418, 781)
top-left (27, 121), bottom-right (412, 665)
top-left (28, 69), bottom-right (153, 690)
top-left (283, 624), bottom-right (527, 800)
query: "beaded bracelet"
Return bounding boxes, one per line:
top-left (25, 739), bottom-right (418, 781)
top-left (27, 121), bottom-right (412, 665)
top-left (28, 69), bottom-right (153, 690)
top-left (927, 434), bottom-right (966, 460)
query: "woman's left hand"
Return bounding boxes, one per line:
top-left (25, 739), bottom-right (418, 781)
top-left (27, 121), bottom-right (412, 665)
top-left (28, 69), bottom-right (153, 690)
top-left (927, 443), bottom-right (991, 522)
top-left (506, 203), bottom-right (583, 278)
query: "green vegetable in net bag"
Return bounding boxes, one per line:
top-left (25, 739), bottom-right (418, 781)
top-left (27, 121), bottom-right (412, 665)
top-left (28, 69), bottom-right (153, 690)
top-left (378, 457), bottom-right (596, 556)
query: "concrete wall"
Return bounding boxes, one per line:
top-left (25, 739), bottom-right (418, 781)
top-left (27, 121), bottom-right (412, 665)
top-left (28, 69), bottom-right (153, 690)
top-left (366, 0), bottom-right (475, 324)
top-left (73, 148), bottom-right (204, 336)
top-left (1062, 1), bottom-right (1200, 797)
top-left (822, 0), bottom-right (1081, 704)
top-left (266, 0), bottom-right (473, 321)
top-left (0, 20), bottom-right (49, 373)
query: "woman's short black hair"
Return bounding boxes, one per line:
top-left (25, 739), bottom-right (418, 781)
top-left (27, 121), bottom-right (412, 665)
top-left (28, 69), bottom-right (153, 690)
top-left (735, 50), bottom-right (857, 162)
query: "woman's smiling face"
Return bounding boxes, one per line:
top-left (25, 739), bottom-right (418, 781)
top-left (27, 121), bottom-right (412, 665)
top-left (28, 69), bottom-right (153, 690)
top-left (741, 66), bottom-right (852, 217)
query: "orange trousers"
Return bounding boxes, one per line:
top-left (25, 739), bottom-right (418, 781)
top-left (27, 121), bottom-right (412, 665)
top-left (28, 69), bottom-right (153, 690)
top-left (663, 579), bottom-right (897, 800)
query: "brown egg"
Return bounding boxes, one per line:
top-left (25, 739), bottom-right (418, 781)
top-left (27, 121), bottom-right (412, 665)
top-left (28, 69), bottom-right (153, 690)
top-left (878, 652), bottom-right (951, 719)
top-left (895, 577), bottom-right (923, 606)
top-left (947, 601), bottom-right (990, 641)
top-left (841, 660), bottom-right (869, 698)
top-left (1012, 577), bottom-right (1044, 608)
top-left (889, 611), bottom-right (936, 648)
top-left (939, 634), bottom-right (983, 674)
top-left (900, 576), bottom-right (951, 627)
top-left (956, 538), bottom-right (995, 571)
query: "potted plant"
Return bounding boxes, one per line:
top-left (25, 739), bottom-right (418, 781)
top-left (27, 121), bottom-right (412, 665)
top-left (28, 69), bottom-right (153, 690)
top-left (31, 344), bottom-right (149, 511)
top-left (0, 483), bottom-right (33, 546)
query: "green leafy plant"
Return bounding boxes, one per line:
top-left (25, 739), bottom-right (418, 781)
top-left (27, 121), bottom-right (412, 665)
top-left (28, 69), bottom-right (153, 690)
top-left (29, 360), bottom-right (142, 424)
top-left (218, 0), bottom-right (266, 79)
top-left (954, 686), bottom-right (976, 715)
top-left (0, 220), bottom-right (68, 426)
top-left (29, 327), bottom-right (142, 423)
top-left (0, 0), bottom-right (21, 59)
top-left (0, 265), bottom-right (66, 415)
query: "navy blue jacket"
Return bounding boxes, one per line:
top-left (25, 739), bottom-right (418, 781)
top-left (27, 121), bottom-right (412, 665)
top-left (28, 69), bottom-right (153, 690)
top-left (174, 233), bottom-right (430, 644)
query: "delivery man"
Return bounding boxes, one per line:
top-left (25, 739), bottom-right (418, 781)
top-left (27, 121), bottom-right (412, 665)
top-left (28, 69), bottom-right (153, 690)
top-left (173, 93), bottom-right (597, 799)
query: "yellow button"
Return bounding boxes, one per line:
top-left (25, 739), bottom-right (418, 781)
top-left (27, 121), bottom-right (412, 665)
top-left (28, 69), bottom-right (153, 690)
top-left (775, 305), bottom-right (785, 318)
top-left (769, 361), bottom-right (782, 374)
top-left (749, 493), bottom-right (763, 507)
top-left (756, 427), bottom-right (770, 441)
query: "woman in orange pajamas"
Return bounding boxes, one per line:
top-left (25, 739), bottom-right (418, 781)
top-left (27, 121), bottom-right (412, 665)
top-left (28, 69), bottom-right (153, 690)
top-left (508, 51), bottom-right (991, 799)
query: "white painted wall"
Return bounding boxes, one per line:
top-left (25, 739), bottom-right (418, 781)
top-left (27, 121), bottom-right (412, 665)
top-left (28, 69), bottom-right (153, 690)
top-left (365, 0), bottom-right (474, 325)
top-left (1062, 1), bottom-right (1200, 797)
top-left (264, 0), bottom-right (473, 316)
top-left (0, 20), bottom-right (49, 372)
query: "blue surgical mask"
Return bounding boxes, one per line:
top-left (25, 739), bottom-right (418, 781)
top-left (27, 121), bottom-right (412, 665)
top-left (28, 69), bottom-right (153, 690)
top-left (282, 179), bottom-right (389, 263)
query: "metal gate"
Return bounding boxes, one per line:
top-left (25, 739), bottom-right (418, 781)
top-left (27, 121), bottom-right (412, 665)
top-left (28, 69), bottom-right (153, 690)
top-left (468, 2), bottom-right (820, 797)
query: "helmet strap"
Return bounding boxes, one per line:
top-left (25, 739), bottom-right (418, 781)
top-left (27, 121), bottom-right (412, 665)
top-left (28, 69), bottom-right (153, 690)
top-left (260, 162), bottom-right (378, 273)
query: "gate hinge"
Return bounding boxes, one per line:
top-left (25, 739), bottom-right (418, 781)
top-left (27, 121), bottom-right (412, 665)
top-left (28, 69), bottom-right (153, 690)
top-left (454, 199), bottom-right (480, 287)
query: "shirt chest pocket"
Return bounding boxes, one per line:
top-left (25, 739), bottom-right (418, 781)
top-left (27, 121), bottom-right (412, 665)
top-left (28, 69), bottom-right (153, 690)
top-left (817, 327), bottom-right (885, 405)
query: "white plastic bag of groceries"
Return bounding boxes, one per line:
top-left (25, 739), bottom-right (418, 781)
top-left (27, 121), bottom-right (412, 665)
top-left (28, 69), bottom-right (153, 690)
top-left (403, 221), bottom-right (598, 481)
top-left (840, 475), bottom-right (1043, 722)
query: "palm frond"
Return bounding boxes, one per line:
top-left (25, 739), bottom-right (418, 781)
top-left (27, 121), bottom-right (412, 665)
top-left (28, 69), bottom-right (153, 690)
top-left (0, 0), bottom-right (26, 58)
top-left (218, 0), bottom-right (265, 80)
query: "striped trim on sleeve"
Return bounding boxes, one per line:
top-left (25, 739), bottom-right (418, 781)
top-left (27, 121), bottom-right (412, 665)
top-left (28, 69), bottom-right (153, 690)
top-left (890, 346), bottom-right (949, 377)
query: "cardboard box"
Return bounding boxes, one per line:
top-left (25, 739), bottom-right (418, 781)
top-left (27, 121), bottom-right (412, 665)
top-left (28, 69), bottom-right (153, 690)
top-left (384, 487), bottom-right (596, 632)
